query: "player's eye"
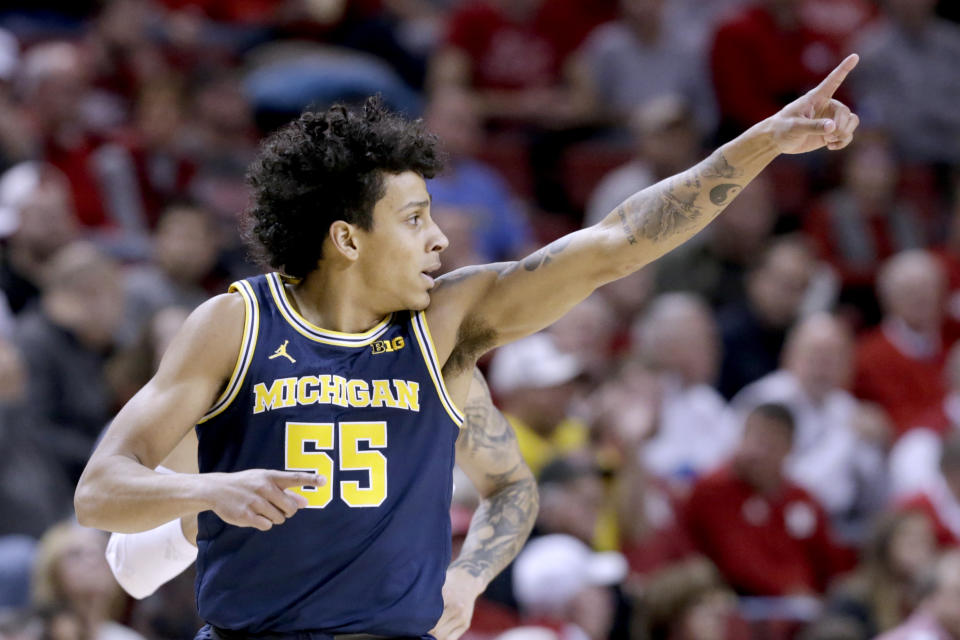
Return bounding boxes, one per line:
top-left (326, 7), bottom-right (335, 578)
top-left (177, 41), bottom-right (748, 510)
top-left (407, 214), bottom-right (421, 226)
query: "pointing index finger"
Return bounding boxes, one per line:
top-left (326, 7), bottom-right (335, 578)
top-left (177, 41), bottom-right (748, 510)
top-left (273, 471), bottom-right (326, 488)
top-left (811, 53), bottom-right (859, 100)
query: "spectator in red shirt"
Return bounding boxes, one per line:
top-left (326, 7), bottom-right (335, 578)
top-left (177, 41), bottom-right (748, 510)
top-left (710, 0), bottom-right (842, 139)
top-left (853, 250), bottom-right (959, 438)
top-left (18, 41), bottom-right (109, 230)
top-left (429, 0), bottom-right (613, 216)
top-left (684, 403), bottom-right (853, 595)
top-left (17, 41), bottom-right (160, 259)
top-left (430, 0), bottom-right (608, 125)
top-left (110, 81), bottom-right (197, 230)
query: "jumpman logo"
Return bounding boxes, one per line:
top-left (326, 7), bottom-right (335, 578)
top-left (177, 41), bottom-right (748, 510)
top-left (269, 340), bottom-right (296, 364)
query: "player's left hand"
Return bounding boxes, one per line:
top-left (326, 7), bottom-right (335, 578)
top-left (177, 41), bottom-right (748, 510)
top-left (429, 567), bottom-right (485, 640)
top-left (769, 53), bottom-right (861, 155)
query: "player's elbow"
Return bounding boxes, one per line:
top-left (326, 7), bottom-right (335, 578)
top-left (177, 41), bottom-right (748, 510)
top-left (74, 479), bottom-right (98, 528)
top-left (74, 467), bottom-right (109, 528)
top-left (590, 220), bottom-right (647, 284)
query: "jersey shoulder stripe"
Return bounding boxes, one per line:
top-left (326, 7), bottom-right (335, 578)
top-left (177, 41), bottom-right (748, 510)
top-left (198, 279), bottom-right (260, 424)
top-left (410, 310), bottom-right (464, 428)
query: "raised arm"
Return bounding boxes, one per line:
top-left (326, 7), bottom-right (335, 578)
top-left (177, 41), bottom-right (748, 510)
top-left (75, 293), bottom-right (323, 533)
top-left (430, 369), bottom-right (538, 640)
top-left (428, 55), bottom-right (861, 373)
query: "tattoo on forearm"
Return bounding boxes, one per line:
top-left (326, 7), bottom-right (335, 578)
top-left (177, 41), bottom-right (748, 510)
top-left (709, 183), bottom-right (741, 205)
top-left (615, 151), bottom-right (745, 245)
top-left (638, 189), bottom-right (703, 242)
top-left (700, 153), bottom-right (742, 179)
top-left (450, 370), bottom-right (538, 580)
top-left (449, 471), bottom-right (538, 580)
top-left (461, 373), bottom-right (515, 453)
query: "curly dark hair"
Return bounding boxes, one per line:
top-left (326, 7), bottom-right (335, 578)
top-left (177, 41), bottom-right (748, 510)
top-left (243, 97), bottom-right (445, 278)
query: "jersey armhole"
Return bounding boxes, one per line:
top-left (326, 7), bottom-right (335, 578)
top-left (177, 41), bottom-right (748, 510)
top-left (410, 311), bottom-right (465, 428)
top-left (197, 280), bottom-right (260, 424)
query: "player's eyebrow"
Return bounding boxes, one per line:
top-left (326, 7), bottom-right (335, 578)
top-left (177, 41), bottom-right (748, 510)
top-left (397, 197), bottom-right (430, 213)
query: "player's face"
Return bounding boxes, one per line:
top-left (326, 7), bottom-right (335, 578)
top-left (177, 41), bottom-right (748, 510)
top-left (360, 171), bottom-right (449, 311)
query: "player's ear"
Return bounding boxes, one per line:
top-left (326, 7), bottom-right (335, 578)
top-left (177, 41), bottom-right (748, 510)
top-left (329, 221), bottom-right (360, 261)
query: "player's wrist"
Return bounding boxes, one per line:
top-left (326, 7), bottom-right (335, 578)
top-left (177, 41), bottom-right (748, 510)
top-left (712, 118), bottom-right (781, 175)
top-left (184, 471), bottom-right (226, 515)
top-left (739, 118), bottom-right (781, 156)
top-left (445, 565), bottom-right (488, 599)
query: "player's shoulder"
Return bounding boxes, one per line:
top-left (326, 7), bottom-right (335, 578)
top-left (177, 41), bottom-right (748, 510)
top-left (188, 291), bottom-right (247, 333)
top-left (426, 263), bottom-right (512, 351)
top-left (429, 261), bottom-right (519, 321)
top-left (153, 292), bottom-right (248, 381)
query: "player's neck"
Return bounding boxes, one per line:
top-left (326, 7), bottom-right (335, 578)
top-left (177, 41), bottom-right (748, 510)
top-left (287, 266), bottom-right (388, 334)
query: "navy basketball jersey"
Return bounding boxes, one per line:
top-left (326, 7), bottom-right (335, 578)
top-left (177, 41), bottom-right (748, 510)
top-left (194, 273), bottom-right (463, 634)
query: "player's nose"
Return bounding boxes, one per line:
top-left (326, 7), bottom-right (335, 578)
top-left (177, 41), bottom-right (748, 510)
top-left (429, 222), bottom-right (449, 254)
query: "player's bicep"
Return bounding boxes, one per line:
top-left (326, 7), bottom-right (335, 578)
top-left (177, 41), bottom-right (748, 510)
top-left (430, 226), bottom-right (623, 370)
top-left (455, 370), bottom-right (533, 498)
top-left (90, 293), bottom-right (245, 471)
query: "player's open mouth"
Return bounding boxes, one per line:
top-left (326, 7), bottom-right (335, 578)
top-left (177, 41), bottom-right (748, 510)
top-left (421, 264), bottom-right (441, 288)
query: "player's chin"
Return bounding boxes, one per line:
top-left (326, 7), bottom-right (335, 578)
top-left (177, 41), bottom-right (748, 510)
top-left (407, 289), bottom-right (432, 311)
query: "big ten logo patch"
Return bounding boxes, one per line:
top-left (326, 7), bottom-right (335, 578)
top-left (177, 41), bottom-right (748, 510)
top-left (371, 336), bottom-right (405, 355)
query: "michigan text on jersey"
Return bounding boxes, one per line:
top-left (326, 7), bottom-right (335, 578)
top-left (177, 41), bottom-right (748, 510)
top-left (252, 375), bottom-right (421, 414)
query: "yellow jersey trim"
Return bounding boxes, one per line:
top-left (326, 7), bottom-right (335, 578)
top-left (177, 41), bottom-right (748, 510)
top-left (266, 273), bottom-right (393, 347)
top-left (198, 279), bottom-right (260, 424)
top-left (410, 311), bottom-right (464, 428)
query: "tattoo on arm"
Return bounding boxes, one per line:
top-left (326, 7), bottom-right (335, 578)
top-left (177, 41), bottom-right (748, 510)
top-left (615, 150), bottom-right (745, 245)
top-left (437, 234), bottom-right (573, 293)
top-left (617, 208), bottom-right (637, 245)
top-left (521, 236), bottom-right (572, 272)
top-left (634, 189), bottom-right (703, 243)
top-left (700, 153), bottom-right (741, 179)
top-left (449, 470), bottom-right (538, 580)
top-left (460, 377), bottom-right (515, 454)
top-left (450, 370), bottom-right (539, 581)
top-left (709, 183), bottom-right (741, 205)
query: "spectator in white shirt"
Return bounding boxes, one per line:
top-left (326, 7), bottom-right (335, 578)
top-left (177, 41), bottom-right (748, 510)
top-left (727, 313), bottom-right (890, 543)
top-left (629, 293), bottom-right (732, 488)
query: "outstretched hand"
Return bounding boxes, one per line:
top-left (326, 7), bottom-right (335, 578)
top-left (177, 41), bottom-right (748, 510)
top-left (769, 54), bottom-right (861, 155)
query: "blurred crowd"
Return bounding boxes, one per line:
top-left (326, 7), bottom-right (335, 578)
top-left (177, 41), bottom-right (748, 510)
top-left (1, 0), bottom-right (960, 639)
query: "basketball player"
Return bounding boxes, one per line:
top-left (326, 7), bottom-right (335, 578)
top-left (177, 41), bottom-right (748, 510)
top-left (103, 369), bottom-right (516, 604)
top-left (75, 55), bottom-right (861, 640)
